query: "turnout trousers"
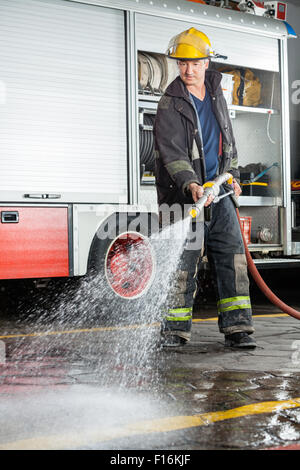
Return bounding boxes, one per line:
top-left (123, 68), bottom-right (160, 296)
top-left (161, 189), bottom-right (255, 341)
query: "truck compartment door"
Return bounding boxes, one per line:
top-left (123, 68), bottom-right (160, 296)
top-left (0, 207), bottom-right (69, 279)
top-left (0, 0), bottom-right (127, 204)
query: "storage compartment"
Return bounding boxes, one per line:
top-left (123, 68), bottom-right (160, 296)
top-left (0, 206), bottom-right (69, 279)
top-left (212, 63), bottom-right (281, 108)
top-left (135, 12), bottom-right (288, 254)
top-left (240, 173), bottom-right (270, 196)
top-left (238, 206), bottom-right (281, 246)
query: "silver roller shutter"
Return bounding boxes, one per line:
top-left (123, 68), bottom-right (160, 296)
top-left (0, 0), bottom-right (128, 203)
top-left (136, 13), bottom-right (279, 73)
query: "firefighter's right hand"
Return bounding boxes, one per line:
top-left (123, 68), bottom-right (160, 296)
top-left (189, 183), bottom-right (213, 207)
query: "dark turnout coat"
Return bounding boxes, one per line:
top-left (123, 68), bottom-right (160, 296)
top-left (153, 70), bottom-right (239, 206)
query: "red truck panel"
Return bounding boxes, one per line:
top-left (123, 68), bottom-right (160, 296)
top-left (0, 207), bottom-right (69, 279)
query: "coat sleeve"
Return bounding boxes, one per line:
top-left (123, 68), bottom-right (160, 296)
top-left (154, 96), bottom-right (200, 195)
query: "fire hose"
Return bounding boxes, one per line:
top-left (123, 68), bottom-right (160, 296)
top-left (189, 173), bottom-right (300, 321)
top-left (236, 209), bottom-right (300, 321)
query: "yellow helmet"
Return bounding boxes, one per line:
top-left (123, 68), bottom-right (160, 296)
top-left (166, 27), bottom-right (223, 60)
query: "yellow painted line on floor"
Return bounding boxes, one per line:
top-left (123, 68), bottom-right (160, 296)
top-left (1, 397), bottom-right (300, 450)
top-left (0, 314), bottom-right (289, 340)
top-left (0, 323), bottom-right (160, 340)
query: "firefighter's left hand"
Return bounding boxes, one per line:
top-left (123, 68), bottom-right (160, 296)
top-left (233, 179), bottom-right (242, 198)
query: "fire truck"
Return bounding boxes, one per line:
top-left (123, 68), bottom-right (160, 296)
top-left (237, 1), bottom-right (287, 20)
top-left (0, 0), bottom-right (298, 307)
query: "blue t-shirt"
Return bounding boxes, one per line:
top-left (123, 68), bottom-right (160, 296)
top-left (191, 91), bottom-right (221, 181)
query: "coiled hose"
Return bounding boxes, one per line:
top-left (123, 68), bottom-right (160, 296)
top-left (236, 208), bottom-right (300, 321)
top-left (140, 115), bottom-right (155, 173)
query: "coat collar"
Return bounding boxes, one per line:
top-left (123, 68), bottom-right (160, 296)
top-left (165, 69), bottom-right (223, 100)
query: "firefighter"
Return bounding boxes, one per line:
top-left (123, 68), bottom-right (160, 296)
top-left (154, 27), bottom-right (256, 349)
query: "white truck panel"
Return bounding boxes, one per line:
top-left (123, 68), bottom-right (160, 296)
top-left (0, 0), bottom-right (128, 203)
top-left (136, 13), bottom-right (280, 72)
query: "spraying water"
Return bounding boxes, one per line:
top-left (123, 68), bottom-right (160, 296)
top-left (5, 214), bottom-right (193, 390)
top-left (0, 175), bottom-right (234, 448)
top-left (7, 173), bottom-right (233, 388)
top-left (0, 215), bottom-right (195, 449)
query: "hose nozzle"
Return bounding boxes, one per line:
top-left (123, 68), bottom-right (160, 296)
top-left (189, 173), bottom-right (233, 219)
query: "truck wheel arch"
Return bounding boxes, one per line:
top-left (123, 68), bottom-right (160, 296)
top-left (87, 212), bottom-right (159, 305)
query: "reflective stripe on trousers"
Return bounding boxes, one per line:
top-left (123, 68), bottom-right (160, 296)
top-left (162, 307), bottom-right (193, 336)
top-left (165, 307), bottom-right (193, 322)
top-left (217, 296), bottom-right (252, 313)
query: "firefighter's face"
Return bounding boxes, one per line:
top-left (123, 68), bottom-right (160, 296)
top-left (178, 59), bottom-right (208, 86)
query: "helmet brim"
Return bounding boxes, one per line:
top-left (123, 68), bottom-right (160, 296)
top-left (167, 55), bottom-right (211, 61)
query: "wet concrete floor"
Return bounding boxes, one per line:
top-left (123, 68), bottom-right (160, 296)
top-left (0, 270), bottom-right (300, 451)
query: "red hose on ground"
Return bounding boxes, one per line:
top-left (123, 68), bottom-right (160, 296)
top-left (236, 208), bottom-right (300, 321)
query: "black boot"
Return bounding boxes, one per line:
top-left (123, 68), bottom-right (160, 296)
top-left (225, 332), bottom-right (257, 349)
top-left (160, 334), bottom-right (187, 348)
